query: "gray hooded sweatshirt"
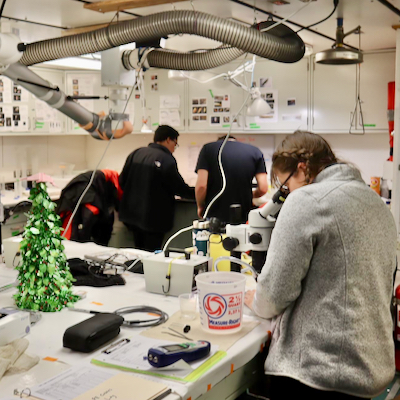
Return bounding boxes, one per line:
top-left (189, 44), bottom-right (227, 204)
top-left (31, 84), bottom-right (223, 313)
top-left (253, 163), bottom-right (397, 398)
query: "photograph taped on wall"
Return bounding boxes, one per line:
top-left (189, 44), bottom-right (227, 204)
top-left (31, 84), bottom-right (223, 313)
top-left (0, 78), bottom-right (12, 103)
top-left (214, 95), bottom-right (230, 112)
top-left (210, 115), bottom-right (221, 125)
top-left (192, 106), bottom-right (207, 115)
top-left (68, 75), bottom-right (94, 97)
top-left (0, 105), bottom-right (12, 131)
top-left (259, 77), bottom-right (273, 88)
top-left (12, 83), bottom-right (29, 103)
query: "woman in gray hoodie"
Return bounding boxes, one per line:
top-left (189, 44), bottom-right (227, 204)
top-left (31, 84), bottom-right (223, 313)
top-left (245, 131), bottom-right (397, 399)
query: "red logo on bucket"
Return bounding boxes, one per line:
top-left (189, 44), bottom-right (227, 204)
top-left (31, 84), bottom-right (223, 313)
top-left (204, 293), bottom-right (227, 319)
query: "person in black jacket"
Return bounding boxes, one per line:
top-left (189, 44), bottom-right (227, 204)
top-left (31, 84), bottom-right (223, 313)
top-left (119, 125), bottom-right (195, 251)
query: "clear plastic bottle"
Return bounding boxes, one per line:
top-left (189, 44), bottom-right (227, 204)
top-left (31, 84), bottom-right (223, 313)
top-left (381, 178), bottom-right (390, 199)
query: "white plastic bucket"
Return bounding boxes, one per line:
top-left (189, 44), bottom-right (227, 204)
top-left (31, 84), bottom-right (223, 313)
top-left (195, 272), bottom-right (246, 334)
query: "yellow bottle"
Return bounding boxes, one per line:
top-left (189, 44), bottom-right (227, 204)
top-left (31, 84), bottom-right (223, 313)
top-left (209, 233), bottom-right (231, 271)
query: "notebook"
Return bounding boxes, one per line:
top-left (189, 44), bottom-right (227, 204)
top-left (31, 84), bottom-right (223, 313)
top-left (73, 373), bottom-right (171, 400)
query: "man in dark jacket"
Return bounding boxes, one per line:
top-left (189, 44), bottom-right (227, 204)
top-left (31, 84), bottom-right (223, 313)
top-left (119, 125), bottom-right (195, 251)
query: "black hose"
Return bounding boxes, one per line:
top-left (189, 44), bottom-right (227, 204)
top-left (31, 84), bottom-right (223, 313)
top-left (296, 0), bottom-right (339, 34)
top-left (0, 0), bottom-right (7, 19)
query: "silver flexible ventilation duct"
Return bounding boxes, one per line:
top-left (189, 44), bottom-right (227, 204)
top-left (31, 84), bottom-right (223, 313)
top-left (20, 11), bottom-right (305, 69)
top-left (2, 11), bottom-right (304, 140)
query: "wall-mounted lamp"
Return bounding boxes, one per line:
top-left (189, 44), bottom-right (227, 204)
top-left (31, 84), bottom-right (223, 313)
top-left (247, 88), bottom-right (271, 116)
top-left (141, 121), bottom-right (152, 133)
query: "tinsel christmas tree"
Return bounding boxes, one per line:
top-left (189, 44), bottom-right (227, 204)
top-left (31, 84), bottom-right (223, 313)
top-left (14, 182), bottom-right (79, 312)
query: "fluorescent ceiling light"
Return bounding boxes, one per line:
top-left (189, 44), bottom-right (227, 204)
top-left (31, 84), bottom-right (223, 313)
top-left (42, 56), bottom-right (101, 70)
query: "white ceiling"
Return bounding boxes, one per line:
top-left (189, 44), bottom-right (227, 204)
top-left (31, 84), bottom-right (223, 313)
top-left (1, 0), bottom-right (400, 54)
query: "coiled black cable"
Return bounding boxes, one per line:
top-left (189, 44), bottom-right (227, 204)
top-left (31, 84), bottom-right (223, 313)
top-left (114, 306), bottom-right (168, 328)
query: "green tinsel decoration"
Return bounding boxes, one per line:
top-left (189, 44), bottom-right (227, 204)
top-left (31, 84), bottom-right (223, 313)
top-left (14, 182), bottom-right (79, 312)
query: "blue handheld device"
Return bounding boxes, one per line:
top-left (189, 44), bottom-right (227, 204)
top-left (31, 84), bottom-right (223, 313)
top-left (147, 341), bottom-right (211, 368)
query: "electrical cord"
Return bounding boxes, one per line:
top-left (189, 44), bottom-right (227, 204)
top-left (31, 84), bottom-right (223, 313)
top-left (62, 82), bottom-right (136, 238)
top-left (0, 0), bottom-right (7, 19)
top-left (203, 92), bottom-right (251, 219)
top-left (4, 200), bottom-right (32, 224)
top-left (296, 0), bottom-right (339, 34)
top-left (259, 0), bottom-right (313, 33)
top-left (162, 255), bottom-right (185, 294)
top-left (162, 91), bottom-right (251, 252)
top-left (114, 306), bottom-right (168, 327)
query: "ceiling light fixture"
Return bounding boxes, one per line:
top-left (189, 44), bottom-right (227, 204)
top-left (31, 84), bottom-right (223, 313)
top-left (42, 56), bottom-right (101, 70)
top-left (316, 18), bottom-right (363, 65)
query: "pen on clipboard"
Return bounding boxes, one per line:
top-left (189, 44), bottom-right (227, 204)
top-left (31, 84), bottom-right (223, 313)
top-left (103, 338), bottom-right (130, 354)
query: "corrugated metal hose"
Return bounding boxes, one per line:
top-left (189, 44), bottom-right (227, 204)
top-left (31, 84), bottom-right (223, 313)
top-left (19, 11), bottom-right (305, 70)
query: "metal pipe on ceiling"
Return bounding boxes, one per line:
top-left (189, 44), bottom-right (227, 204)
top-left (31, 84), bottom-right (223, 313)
top-left (376, 0), bottom-right (400, 17)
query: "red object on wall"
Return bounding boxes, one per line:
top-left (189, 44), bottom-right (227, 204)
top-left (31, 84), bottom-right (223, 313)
top-left (395, 285), bottom-right (400, 371)
top-left (388, 82), bottom-right (395, 161)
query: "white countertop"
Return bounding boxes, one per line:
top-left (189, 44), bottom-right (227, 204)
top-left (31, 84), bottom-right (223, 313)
top-left (0, 240), bottom-right (269, 400)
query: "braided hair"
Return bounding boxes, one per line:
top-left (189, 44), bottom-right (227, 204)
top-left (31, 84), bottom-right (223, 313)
top-left (271, 131), bottom-right (338, 187)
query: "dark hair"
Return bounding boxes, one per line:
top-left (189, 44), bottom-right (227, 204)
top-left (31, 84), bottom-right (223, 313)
top-left (154, 125), bottom-right (179, 142)
top-left (271, 130), bottom-right (338, 187)
top-left (218, 135), bottom-right (236, 140)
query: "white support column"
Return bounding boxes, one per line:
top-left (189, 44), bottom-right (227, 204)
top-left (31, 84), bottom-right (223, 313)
top-left (392, 28), bottom-right (400, 235)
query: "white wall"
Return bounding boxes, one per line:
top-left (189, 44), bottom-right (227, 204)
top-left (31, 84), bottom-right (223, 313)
top-left (85, 133), bottom-right (275, 187)
top-left (274, 133), bottom-right (390, 184)
top-left (0, 131), bottom-right (387, 187)
top-left (0, 136), bottom-right (87, 181)
top-left (85, 132), bottom-right (390, 186)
